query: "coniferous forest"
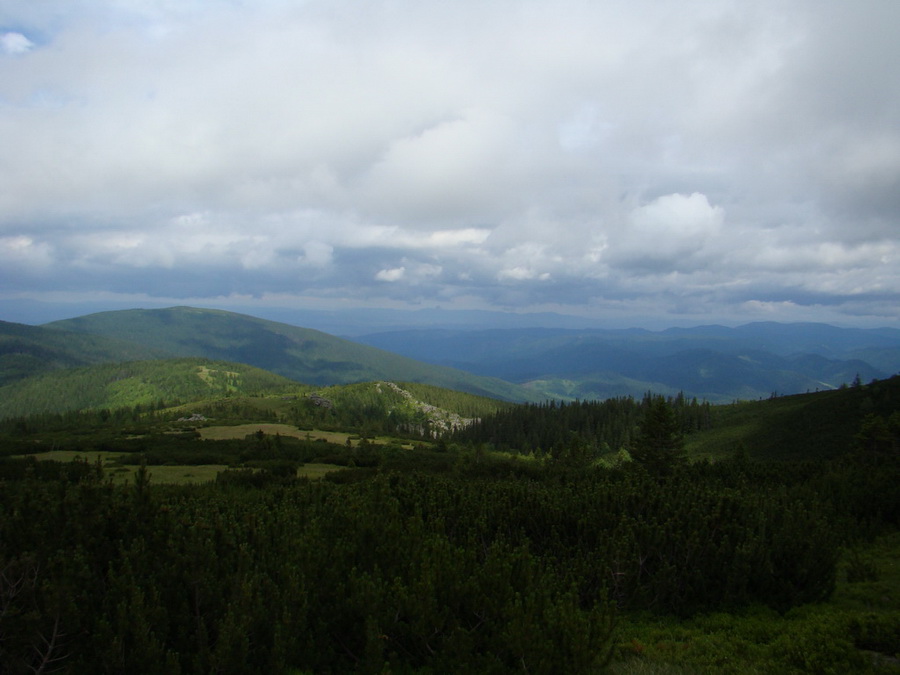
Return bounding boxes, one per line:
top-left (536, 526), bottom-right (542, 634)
top-left (1, 376), bottom-right (899, 673)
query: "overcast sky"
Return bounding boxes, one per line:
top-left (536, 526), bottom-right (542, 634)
top-left (1, 0), bottom-right (898, 328)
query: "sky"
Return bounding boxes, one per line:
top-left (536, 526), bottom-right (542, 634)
top-left (1, 0), bottom-right (898, 329)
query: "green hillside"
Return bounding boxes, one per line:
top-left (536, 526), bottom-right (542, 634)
top-left (0, 358), bottom-right (300, 419)
top-left (44, 307), bottom-right (539, 402)
top-left (0, 319), bottom-right (167, 386)
top-left (687, 374), bottom-right (900, 461)
top-left (453, 375), bottom-right (900, 465)
top-left (1, 376), bottom-right (898, 673)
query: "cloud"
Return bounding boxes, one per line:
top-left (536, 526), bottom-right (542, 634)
top-left (0, 32), bottom-right (34, 55)
top-left (0, 235), bottom-right (53, 270)
top-left (375, 267), bottom-right (405, 282)
top-left (0, 1), bottom-right (897, 327)
top-left (497, 267), bottom-right (551, 282)
top-left (608, 193), bottom-right (724, 271)
top-left (300, 241), bottom-right (334, 268)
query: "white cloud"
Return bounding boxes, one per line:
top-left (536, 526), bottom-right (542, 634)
top-left (360, 110), bottom-right (522, 226)
top-left (375, 267), bottom-right (405, 282)
top-left (0, 32), bottom-right (34, 55)
top-left (497, 267), bottom-right (551, 282)
top-left (607, 193), bottom-right (724, 271)
top-left (392, 228), bottom-right (491, 249)
top-left (629, 193), bottom-right (724, 238)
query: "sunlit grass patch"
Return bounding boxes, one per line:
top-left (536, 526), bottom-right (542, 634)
top-left (197, 423), bottom-right (306, 440)
top-left (197, 423), bottom-right (420, 449)
top-left (112, 464), bottom-right (229, 485)
top-left (12, 449), bottom-right (126, 464)
top-left (296, 463), bottom-right (345, 479)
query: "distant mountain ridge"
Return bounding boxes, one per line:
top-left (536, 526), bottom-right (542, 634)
top-left (355, 323), bottom-right (900, 402)
top-left (39, 307), bottom-right (537, 403)
top-left (4, 308), bottom-right (898, 412)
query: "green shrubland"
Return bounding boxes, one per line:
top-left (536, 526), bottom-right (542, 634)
top-left (0, 376), bottom-right (898, 672)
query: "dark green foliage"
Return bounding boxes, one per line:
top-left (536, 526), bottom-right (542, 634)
top-left (1, 374), bottom-right (898, 672)
top-left (770, 612), bottom-right (868, 674)
top-left (0, 470), bottom-right (623, 673)
top-left (453, 393), bottom-right (711, 458)
top-left (689, 374), bottom-right (900, 462)
top-left (4, 441), bottom-right (891, 673)
top-left (844, 549), bottom-right (881, 584)
top-left (629, 395), bottom-right (686, 474)
top-left (846, 611), bottom-right (900, 656)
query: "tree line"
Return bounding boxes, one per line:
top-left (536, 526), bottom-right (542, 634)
top-left (452, 392), bottom-right (712, 459)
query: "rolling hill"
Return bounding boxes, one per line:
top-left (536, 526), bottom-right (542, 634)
top-left (41, 307), bottom-right (539, 403)
top-left (684, 373), bottom-right (900, 461)
top-left (0, 358), bottom-right (301, 419)
top-left (0, 319), bottom-right (168, 387)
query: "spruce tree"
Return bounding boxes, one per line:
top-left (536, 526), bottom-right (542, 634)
top-left (631, 396), bottom-right (686, 474)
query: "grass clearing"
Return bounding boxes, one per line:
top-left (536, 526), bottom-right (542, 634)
top-left (297, 463), bottom-right (345, 479)
top-left (12, 446), bottom-right (348, 483)
top-left (197, 423), bottom-right (307, 440)
top-left (113, 464), bottom-right (228, 485)
top-left (197, 423), bottom-right (419, 449)
top-left (13, 449), bottom-right (127, 464)
top-left (12, 450), bottom-right (229, 484)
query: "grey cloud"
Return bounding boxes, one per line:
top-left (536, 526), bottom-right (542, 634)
top-left (0, 0), bottom-right (897, 327)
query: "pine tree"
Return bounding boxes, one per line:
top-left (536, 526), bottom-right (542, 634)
top-left (630, 396), bottom-right (686, 475)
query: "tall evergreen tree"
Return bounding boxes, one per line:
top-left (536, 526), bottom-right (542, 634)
top-left (631, 396), bottom-right (686, 474)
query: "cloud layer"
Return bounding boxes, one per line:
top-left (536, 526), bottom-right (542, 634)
top-left (1, 0), bottom-right (898, 326)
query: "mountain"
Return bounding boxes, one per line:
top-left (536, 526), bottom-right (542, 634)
top-left (685, 373), bottom-right (900, 461)
top-left (356, 323), bottom-right (900, 402)
top-left (12, 307), bottom-right (899, 409)
top-left (42, 307), bottom-right (539, 403)
top-left (0, 319), bottom-right (168, 387)
top-left (0, 358), bottom-right (299, 419)
top-left (0, 299), bottom-right (626, 335)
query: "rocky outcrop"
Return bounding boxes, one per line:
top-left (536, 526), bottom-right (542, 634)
top-left (308, 393), bottom-right (334, 409)
top-left (379, 382), bottom-right (475, 436)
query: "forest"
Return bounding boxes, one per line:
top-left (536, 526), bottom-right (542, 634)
top-left (0, 377), bottom-right (899, 673)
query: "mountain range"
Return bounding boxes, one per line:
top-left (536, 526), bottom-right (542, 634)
top-left (2, 306), bottom-right (900, 419)
top-left (354, 322), bottom-right (900, 402)
top-left (0, 307), bottom-right (538, 418)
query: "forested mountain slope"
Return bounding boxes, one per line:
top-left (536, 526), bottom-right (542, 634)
top-left (452, 375), bottom-right (900, 463)
top-left (357, 323), bottom-right (900, 402)
top-left (0, 319), bottom-right (168, 386)
top-left (42, 307), bottom-right (540, 403)
top-left (0, 358), bottom-right (300, 419)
